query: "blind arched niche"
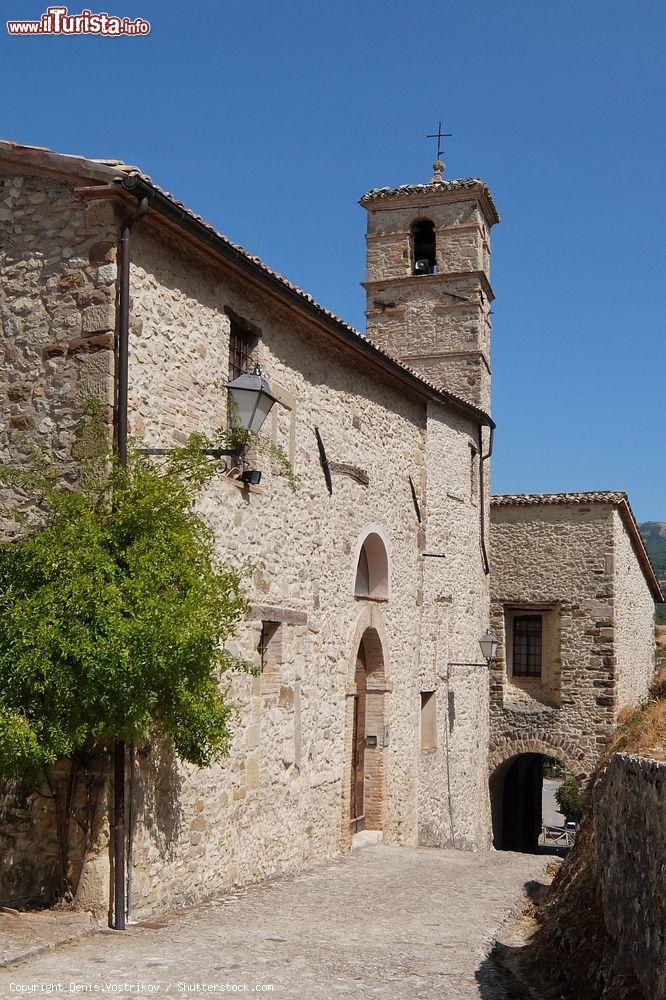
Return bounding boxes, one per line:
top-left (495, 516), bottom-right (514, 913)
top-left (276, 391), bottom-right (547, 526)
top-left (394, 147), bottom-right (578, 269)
top-left (353, 528), bottom-right (390, 601)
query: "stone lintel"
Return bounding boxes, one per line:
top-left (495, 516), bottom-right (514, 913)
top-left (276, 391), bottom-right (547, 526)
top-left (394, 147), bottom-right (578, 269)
top-left (67, 333), bottom-right (114, 355)
top-left (365, 221), bottom-right (487, 242)
top-left (248, 604), bottom-right (308, 626)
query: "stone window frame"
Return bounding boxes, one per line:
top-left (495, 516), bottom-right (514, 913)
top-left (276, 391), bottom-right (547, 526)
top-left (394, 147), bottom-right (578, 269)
top-left (225, 307), bottom-right (261, 381)
top-left (420, 689), bottom-right (437, 751)
top-left (503, 604), bottom-right (562, 708)
top-left (259, 621), bottom-right (282, 673)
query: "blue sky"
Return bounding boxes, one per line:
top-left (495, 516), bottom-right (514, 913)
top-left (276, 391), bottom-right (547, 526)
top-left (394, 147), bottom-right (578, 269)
top-left (3, 0), bottom-right (665, 519)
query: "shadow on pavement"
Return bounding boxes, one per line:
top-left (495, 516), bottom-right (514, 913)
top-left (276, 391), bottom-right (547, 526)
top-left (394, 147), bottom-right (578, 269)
top-left (474, 879), bottom-right (557, 1000)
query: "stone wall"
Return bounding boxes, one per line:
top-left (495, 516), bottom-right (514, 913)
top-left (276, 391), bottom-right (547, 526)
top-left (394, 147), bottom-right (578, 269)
top-left (117, 219), bottom-right (492, 916)
top-left (594, 753), bottom-right (666, 1000)
top-left (0, 168), bottom-right (119, 905)
top-left (0, 168), bottom-right (117, 533)
top-left (489, 503), bottom-right (618, 781)
top-left (0, 158), bottom-right (493, 915)
top-left (612, 511), bottom-right (656, 712)
top-left (417, 406), bottom-right (491, 849)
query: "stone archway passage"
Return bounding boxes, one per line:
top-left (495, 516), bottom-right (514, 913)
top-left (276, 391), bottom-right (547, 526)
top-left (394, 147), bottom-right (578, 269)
top-left (490, 754), bottom-right (544, 852)
top-left (489, 736), bottom-right (588, 853)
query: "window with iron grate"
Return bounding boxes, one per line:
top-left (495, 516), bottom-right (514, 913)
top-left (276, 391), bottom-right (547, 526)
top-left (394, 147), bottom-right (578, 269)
top-left (512, 615), bottom-right (542, 677)
top-left (226, 307), bottom-right (260, 381)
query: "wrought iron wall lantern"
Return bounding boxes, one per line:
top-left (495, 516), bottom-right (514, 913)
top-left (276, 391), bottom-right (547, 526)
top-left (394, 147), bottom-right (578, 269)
top-left (478, 629), bottom-right (499, 664)
top-left (447, 629), bottom-right (500, 669)
top-left (143, 363), bottom-right (277, 476)
top-left (226, 363), bottom-right (277, 437)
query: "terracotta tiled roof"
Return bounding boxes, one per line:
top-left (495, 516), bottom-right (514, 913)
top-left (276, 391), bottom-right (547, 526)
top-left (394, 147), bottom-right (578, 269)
top-left (491, 492), bottom-right (663, 603)
top-left (491, 491), bottom-right (629, 507)
top-left (0, 139), bottom-right (493, 428)
top-left (360, 177), bottom-right (500, 225)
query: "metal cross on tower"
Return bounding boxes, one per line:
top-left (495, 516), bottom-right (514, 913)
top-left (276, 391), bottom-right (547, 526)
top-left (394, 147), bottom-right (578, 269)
top-left (426, 121), bottom-right (452, 160)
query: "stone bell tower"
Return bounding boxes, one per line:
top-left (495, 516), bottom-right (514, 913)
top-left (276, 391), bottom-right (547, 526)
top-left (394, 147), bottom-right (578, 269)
top-left (360, 158), bottom-right (499, 411)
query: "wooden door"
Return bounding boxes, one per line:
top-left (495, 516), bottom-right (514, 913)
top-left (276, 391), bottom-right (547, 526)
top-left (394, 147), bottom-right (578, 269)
top-left (350, 654), bottom-right (366, 832)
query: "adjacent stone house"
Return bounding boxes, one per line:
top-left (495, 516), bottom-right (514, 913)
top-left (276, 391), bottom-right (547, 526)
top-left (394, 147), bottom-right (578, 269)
top-left (488, 492), bottom-right (662, 850)
top-left (0, 142), bottom-right (498, 916)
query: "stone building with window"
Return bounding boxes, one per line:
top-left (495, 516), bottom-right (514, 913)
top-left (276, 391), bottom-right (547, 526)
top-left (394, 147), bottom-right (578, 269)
top-left (0, 141), bottom-right (659, 915)
top-left (0, 143), bottom-right (498, 916)
top-left (488, 492), bottom-right (662, 850)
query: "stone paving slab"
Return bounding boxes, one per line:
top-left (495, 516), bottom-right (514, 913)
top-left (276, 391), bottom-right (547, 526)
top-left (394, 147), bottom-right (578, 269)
top-left (0, 846), bottom-right (551, 998)
top-left (0, 908), bottom-right (97, 968)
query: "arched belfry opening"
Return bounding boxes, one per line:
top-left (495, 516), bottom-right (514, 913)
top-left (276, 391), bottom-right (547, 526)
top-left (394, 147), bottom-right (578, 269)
top-left (411, 218), bottom-right (437, 275)
top-left (353, 529), bottom-right (389, 600)
top-left (344, 628), bottom-right (387, 839)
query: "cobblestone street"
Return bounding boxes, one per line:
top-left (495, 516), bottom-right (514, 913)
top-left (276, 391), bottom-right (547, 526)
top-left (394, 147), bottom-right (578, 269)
top-left (0, 846), bottom-right (550, 998)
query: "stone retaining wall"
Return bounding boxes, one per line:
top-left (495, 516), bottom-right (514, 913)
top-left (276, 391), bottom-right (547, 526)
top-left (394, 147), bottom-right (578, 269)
top-left (594, 753), bottom-right (666, 1000)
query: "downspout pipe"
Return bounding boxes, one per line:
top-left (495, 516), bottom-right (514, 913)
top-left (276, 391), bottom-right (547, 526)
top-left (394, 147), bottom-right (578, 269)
top-left (113, 194), bottom-right (148, 932)
top-left (117, 196), bottom-right (149, 465)
top-left (479, 424), bottom-right (494, 576)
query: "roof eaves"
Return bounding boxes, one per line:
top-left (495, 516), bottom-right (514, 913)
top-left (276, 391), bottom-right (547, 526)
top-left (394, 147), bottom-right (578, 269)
top-left (617, 496), bottom-right (664, 604)
top-left (359, 177), bottom-right (500, 225)
top-left (490, 491), bottom-right (629, 507)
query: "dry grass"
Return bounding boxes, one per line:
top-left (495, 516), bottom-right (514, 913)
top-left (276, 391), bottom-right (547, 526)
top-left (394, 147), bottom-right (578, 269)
top-left (652, 620), bottom-right (664, 665)
top-left (606, 662), bottom-right (666, 762)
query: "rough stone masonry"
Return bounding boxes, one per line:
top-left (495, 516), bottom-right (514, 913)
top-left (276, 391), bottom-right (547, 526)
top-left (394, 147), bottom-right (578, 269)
top-left (0, 140), bottom-right (659, 921)
top-left (0, 142), bottom-right (497, 918)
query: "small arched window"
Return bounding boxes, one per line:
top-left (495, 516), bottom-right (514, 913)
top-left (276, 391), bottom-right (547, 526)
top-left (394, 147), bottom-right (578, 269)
top-left (411, 219), bottom-right (437, 275)
top-left (354, 531), bottom-right (389, 600)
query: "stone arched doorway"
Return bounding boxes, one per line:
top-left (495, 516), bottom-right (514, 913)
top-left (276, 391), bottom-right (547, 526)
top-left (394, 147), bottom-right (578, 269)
top-left (489, 740), bottom-right (582, 852)
top-left (488, 731), bottom-right (588, 853)
top-left (490, 753), bottom-right (544, 852)
top-left (342, 625), bottom-right (388, 846)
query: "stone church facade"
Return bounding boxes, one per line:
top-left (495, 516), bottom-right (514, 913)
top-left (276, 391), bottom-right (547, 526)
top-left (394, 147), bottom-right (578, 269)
top-left (0, 142), bottom-right (659, 916)
top-left (0, 143), bottom-right (500, 916)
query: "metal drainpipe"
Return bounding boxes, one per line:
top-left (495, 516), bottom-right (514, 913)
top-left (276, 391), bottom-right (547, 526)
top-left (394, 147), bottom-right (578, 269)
top-left (479, 424), bottom-right (494, 576)
top-left (113, 194), bottom-right (149, 931)
top-left (126, 741), bottom-right (136, 920)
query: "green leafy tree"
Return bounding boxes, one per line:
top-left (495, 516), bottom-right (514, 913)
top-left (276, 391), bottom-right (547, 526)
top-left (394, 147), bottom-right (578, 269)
top-left (0, 407), bottom-right (249, 901)
top-left (555, 775), bottom-right (583, 824)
